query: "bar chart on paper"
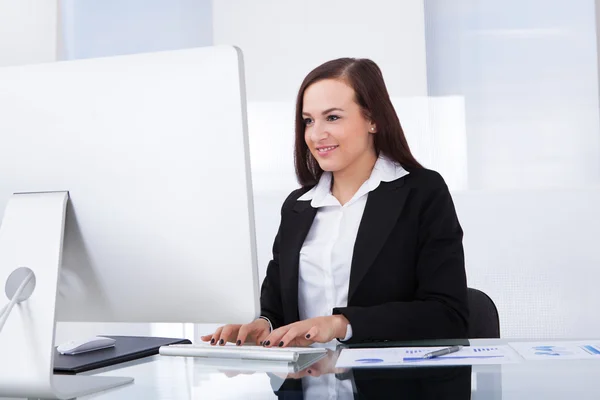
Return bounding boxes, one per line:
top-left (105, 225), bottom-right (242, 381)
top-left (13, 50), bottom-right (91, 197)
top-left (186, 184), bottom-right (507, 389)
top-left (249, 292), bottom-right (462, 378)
top-left (509, 342), bottom-right (600, 360)
top-left (335, 346), bottom-right (520, 368)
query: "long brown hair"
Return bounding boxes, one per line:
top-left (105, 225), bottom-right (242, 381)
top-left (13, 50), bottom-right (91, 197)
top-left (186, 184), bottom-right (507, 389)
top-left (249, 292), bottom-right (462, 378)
top-left (294, 58), bottom-right (422, 187)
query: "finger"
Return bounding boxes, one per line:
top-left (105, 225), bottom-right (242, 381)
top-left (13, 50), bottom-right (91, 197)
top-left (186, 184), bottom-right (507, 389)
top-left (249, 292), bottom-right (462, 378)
top-left (200, 334), bottom-right (212, 342)
top-left (256, 329), bottom-right (270, 346)
top-left (210, 326), bottom-right (223, 346)
top-left (236, 324), bottom-right (250, 346)
top-left (219, 325), bottom-right (237, 345)
top-left (254, 318), bottom-right (271, 345)
top-left (278, 326), bottom-right (303, 348)
top-left (263, 326), bottom-right (289, 348)
top-left (304, 326), bottom-right (320, 342)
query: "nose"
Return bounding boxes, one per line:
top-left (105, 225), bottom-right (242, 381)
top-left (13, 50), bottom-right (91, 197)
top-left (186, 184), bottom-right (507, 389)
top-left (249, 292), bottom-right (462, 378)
top-left (309, 120), bottom-right (328, 143)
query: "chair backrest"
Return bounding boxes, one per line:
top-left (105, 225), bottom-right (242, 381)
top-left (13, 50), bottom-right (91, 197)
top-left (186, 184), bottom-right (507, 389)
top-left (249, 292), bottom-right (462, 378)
top-left (467, 287), bottom-right (500, 338)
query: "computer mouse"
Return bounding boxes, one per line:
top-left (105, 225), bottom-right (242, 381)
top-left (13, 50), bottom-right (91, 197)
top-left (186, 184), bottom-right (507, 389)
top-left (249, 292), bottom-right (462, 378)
top-left (56, 336), bottom-right (116, 355)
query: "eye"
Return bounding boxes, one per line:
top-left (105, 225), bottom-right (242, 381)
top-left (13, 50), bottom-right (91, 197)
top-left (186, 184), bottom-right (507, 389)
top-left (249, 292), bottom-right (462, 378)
top-left (326, 115), bottom-right (340, 122)
top-left (303, 117), bottom-right (314, 126)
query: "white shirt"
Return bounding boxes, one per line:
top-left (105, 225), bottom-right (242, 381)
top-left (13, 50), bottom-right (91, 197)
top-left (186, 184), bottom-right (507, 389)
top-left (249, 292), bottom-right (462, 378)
top-left (297, 155), bottom-right (408, 399)
top-left (296, 155), bottom-right (409, 340)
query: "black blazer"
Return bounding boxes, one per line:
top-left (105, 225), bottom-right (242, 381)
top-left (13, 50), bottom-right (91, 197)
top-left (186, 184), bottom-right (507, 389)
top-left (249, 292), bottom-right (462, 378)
top-left (260, 168), bottom-right (469, 343)
top-left (273, 366), bottom-right (472, 399)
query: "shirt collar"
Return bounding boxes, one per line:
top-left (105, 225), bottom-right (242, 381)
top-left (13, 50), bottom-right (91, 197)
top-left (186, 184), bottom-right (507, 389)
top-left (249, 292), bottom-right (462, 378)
top-left (297, 155), bottom-right (409, 208)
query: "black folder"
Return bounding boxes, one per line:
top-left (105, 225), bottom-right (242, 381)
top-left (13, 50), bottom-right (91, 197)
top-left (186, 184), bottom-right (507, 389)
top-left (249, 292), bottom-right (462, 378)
top-left (53, 335), bottom-right (192, 374)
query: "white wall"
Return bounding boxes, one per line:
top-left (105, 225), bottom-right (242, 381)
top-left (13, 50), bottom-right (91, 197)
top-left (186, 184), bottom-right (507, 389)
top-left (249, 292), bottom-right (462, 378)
top-left (0, 0), bottom-right (58, 66)
top-left (212, 0), bottom-right (428, 101)
top-left (423, 0), bottom-right (600, 338)
top-left (454, 188), bottom-right (600, 338)
top-left (59, 0), bottom-right (212, 60)
top-left (425, 0), bottom-right (600, 190)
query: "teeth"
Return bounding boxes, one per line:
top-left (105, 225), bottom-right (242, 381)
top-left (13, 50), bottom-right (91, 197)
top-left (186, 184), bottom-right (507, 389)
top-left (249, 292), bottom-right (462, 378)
top-left (318, 146), bottom-right (337, 152)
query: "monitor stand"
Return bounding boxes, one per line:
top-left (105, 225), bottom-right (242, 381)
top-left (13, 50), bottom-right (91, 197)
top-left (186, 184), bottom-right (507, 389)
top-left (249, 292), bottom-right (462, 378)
top-left (0, 192), bottom-right (132, 399)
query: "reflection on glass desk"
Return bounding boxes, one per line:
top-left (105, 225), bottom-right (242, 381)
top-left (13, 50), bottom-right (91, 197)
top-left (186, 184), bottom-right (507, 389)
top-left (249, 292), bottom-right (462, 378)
top-left (80, 339), bottom-right (600, 399)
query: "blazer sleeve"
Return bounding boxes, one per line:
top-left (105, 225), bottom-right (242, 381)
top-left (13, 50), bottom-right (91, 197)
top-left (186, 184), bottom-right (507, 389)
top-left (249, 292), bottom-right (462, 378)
top-left (259, 224), bottom-right (284, 330)
top-left (259, 190), bottom-right (302, 330)
top-left (333, 172), bottom-right (469, 342)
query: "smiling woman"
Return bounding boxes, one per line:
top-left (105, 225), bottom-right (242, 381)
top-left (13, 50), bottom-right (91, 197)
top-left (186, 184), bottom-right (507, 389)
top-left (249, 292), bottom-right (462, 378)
top-left (294, 58), bottom-right (422, 190)
top-left (202, 57), bottom-right (469, 350)
top-left (300, 79), bottom-right (376, 206)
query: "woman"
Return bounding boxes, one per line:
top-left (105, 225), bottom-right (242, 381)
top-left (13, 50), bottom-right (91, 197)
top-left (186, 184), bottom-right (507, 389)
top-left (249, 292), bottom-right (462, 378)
top-left (202, 57), bottom-right (469, 347)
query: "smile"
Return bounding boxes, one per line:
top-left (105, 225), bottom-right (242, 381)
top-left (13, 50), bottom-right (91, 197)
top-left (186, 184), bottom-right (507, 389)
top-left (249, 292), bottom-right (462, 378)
top-left (317, 145), bottom-right (339, 153)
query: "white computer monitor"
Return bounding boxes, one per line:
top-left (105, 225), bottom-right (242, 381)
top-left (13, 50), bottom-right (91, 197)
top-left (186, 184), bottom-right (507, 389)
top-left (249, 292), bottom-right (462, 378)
top-left (0, 45), bottom-right (260, 398)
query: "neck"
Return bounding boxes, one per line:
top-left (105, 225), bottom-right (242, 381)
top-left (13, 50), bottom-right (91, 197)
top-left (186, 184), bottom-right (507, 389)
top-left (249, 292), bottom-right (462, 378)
top-left (331, 151), bottom-right (378, 205)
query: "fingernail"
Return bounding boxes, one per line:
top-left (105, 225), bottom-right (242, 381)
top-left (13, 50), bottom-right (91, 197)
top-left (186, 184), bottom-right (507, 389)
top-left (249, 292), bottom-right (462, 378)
top-left (236, 340), bottom-right (241, 346)
top-left (308, 369), bottom-right (312, 374)
top-left (264, 340), bottom-right (270, 346)
top-left (210, 338), bottom-right (215, 344)
top-left (306, 334), bottom-right (311, 339)
top-left (278, 341), bottom-right (284, 347)
top-left (259, 341), bottom-right (263, 345)
top-left (219, 339), bottom-right (224, 345)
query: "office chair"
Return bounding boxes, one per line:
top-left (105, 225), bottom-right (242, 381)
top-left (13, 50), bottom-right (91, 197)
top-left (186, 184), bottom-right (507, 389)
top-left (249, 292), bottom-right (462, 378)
top-left (467, 288), bottom-right (500, 338)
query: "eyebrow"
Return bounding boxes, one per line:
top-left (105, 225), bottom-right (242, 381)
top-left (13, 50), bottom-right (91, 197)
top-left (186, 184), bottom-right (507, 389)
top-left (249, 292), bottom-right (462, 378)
top-left (302, 107), bottom-right (344, 117)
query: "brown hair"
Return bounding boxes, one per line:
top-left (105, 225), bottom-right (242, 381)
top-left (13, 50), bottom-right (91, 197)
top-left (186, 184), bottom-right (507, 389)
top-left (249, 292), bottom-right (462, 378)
top-left (294, 58), bottom-right (422, 186)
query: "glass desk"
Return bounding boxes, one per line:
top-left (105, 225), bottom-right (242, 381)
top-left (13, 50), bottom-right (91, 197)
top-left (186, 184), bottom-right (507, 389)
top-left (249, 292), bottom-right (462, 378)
top-left (60, 339), bottom-right (600, 399)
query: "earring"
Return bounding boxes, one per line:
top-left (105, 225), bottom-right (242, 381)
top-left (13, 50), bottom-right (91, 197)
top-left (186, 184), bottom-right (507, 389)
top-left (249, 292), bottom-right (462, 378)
top-left (370, 127), bottom-right (376, 132)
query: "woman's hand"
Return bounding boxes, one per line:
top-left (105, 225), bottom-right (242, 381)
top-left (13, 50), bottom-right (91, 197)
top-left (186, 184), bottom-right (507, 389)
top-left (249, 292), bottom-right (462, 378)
top-left (200, 318), bottom-right (271, 346)
top-left (262, 315), bottom-right (349, 348)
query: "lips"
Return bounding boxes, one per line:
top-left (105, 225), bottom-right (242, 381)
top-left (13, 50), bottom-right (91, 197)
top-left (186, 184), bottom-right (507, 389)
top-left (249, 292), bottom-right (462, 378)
top-left (316, 145), bottom-right (339, 154)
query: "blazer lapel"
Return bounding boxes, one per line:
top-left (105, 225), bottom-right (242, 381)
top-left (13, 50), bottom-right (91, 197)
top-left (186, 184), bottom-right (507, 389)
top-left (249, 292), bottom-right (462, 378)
top-left (280, 200), bottom-right (317, 322)
top-left (348, 178), bottom-right (410, 302)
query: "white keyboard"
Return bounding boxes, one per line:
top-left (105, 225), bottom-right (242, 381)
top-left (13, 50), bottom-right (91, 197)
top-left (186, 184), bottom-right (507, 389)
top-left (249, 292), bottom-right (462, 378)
top-left (159, 343), bottom-right (327, 362)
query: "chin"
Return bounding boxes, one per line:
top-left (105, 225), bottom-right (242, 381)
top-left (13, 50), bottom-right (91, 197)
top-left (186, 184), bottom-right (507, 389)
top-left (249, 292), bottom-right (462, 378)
top-left (316, 159), bottom-right (344, 173)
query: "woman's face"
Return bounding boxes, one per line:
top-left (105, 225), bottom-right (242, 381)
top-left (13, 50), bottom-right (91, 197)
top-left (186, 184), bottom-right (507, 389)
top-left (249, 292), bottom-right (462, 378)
top-left (302, 79), bottom-right (376, 175)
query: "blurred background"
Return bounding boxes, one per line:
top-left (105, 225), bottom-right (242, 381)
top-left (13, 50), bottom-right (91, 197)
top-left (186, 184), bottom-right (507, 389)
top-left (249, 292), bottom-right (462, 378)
top-left (2, 0), bottom-right (599, 340)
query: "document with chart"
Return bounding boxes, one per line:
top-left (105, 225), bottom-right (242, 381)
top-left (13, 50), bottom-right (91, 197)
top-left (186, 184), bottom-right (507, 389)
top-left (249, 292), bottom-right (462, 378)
top-left (335, 345), bottom-right (520, 368)
top-left (509, 341), bottom-right (600, 360)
